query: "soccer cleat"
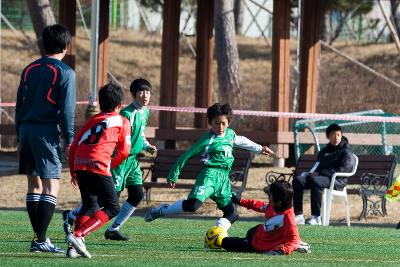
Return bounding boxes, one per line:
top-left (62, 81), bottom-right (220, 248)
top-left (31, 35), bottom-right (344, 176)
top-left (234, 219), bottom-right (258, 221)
top-left (30, 239), bottom-right (65, 253)
top-left (306, 216), bottom-right (321, 225)
top-left (66, 234), bottom-right (91, 258)
top-left (296, 241), bottom-right (311, 254)
top-left (104, 229), bottom-right (129, 241)
top-left (66, 245), bottom-right (81, 258)
top-left (62, 210), bottom-right (74, 235)
top-left (144, 204), bottom-right (169, 222)
top-left (294, 214), bottom-right (305, 225)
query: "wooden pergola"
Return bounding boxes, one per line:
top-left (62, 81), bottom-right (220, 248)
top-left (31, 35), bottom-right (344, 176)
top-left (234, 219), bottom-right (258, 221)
top-left (59, 0), bottom-right (322, 161)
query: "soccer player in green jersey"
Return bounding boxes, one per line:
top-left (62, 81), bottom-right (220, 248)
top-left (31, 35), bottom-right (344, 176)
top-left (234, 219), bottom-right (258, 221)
top-left (104, 78), bottom-right (157, 241)
top-left (144, 103), bottom-right (273, 232)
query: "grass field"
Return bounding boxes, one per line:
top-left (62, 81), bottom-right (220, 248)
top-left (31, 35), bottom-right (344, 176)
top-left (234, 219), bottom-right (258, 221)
top-left (0, 210), bottom-right (398, 267)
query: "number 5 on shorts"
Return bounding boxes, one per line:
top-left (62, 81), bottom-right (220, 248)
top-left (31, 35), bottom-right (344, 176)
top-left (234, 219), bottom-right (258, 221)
top-left (193, 186), bottom-right (205, 196)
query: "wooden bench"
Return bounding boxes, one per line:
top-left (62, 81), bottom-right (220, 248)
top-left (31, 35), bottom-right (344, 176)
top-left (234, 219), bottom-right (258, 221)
top-left (265, 154), bottom-right (396, 220)
top-left (142, 149), bottom-right (254, 203)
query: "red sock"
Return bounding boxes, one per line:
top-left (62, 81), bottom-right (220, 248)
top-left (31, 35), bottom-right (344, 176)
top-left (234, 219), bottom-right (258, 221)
top-left (74, 215), bottom-right (91, 237)
top-left (78, 210), bottom-right (109, 237)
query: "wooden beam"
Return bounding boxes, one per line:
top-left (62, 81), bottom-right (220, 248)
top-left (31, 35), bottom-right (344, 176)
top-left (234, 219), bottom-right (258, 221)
top-left (59, 0), bottom-right (76, 69)
top-left (271, 0), bottom-right (291, 158)
top-left (298, 0), bottom-right (321, 113)
top-left (97, 0), bottom-right (110, 88)
top-left (194, 0), bottom-right (214, 128)
top-left (159, 0), bottom-right (181, 148)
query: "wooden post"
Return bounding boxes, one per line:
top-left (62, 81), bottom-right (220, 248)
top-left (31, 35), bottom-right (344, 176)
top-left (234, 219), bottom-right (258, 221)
top-left (298, 0), bottom-right (321, 114)
top-left (59, 0), bottom-right (76, 69)
top-left (271, 0), bottom-right (291, 161)
top-left (159, 0), bottom-right (181, 149)
top-left (194, 0), bottom-right (214, 128)
top-left (97, 0), bottom-right (110, 88)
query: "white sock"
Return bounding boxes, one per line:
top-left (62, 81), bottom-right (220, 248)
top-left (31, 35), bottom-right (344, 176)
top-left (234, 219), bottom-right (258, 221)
top-left (161, 199), bottom-right (184, 215)
top-left (216, 217), bottom-right (231, 231)
top-left (69, 204), bottom-right (82, 220)
top-left (109, 201), bottom-right (136, 231)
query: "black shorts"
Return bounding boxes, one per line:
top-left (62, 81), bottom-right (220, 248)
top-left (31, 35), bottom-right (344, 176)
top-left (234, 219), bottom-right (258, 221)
top-left (76, 170), bottom-right (120, 218)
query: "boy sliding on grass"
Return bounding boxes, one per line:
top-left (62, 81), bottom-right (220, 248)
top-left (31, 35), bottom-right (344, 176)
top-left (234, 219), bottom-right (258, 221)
top-left (222, 180), bottom-right (309, 255)
top-left (144, 103), bottom-right (273, 233)
top-left (66, 83), bottom-right (131, 258)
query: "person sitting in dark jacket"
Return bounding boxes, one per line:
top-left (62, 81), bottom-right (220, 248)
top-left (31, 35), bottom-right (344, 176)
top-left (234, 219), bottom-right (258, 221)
top-left (292, 123), bottom-right (354, 225)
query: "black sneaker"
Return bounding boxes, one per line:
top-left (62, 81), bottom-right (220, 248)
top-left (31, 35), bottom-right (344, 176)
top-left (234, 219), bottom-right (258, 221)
top-left (104, 229), bottom-right (129, 241)
top-left (62, 210), bottom-right (74, 235)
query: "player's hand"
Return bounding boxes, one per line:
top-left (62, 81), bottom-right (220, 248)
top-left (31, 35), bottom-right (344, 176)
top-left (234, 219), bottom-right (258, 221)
top-left (65, 144), bottom-right (71, 161)
top-left (168, 181), bottom-right (176, 188)
top-left (265, 250), bottom-right (284, 256)
top-left (231, 193), bottom-right (241, 205)
top-left (261, 146), bottom-right (274, 156)
top-left (310, 172), bottom-right (319, 178)
top-left (147, 144), bottom-right (157, 155)
top-left (70, 174), bottom-right (79, 189)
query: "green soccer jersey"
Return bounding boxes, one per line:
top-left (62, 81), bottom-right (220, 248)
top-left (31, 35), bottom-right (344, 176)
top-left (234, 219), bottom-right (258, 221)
top-left (168, 128), bottom-right (238, 183)
top-left (120, 102), bottom-right (150, 155)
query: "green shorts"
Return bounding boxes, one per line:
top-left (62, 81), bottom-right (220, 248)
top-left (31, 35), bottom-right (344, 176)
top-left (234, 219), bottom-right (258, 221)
top-left (188, 168), bottom-right (232, 208)
top-left (111, 155), bottom-right (142, 192)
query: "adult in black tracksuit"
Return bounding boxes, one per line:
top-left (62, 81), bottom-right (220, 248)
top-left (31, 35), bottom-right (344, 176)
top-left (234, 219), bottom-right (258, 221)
top-left (292, 124), bottom-right (354, 225)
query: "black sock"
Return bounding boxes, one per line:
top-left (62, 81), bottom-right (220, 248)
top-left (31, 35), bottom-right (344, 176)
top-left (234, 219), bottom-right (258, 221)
top-left (26, 193), bottom-right (40, 238)
top-left (36, 194), bottom-right (56, 242)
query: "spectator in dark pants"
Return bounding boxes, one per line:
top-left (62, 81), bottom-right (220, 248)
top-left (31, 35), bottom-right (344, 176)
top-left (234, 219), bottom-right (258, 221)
top-left (292, 124), bottom-right (354, 225)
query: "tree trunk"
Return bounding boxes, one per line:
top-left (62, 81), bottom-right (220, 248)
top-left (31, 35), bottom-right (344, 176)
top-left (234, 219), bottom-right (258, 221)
top-left (27, 0), bottom-right (56, 55)
top-left (214, 0), bottom-right (242, 107)
top-left (320, 0), bottom-right (332, 43)
top-left (321, 10), bottom-right (332, 43)
top-left (234, 0), bottom-right (244, 35)
top-left (391, 0), bottom-right (400, 37)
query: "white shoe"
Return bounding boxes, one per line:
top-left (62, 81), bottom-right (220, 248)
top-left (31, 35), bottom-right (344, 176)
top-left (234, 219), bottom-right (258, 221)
top-left (307, 216), bottom-right (321, 225)
top-left (66, 234), bottom-right (91, 258)
top-left (295, 215), bottom-right (305, 225)
top-left (144, 204), bottom-right (169, 222)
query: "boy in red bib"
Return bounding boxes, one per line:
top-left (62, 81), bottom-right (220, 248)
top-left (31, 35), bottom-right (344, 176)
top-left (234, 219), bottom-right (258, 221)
top-left (66, 83), bottom-right (131, 258)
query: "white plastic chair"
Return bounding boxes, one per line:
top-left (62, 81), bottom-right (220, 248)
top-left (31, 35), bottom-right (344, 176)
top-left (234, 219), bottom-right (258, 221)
top-left (321, 154), bottom-right (358, 227)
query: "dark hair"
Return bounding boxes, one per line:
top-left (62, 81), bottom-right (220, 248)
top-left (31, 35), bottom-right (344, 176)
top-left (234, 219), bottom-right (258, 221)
top-left (207, 103), bottom-right (233, 124)
top-left (325, 123), bottom-right (342, 138)
top-left (98, 83), bottom-right (124, 112)
top-left (130, 78), bottom-right (152, 96)
top-left (265, 180), bottom-right (293, 212)
top-left (42, 24), bottom-right (71, 54)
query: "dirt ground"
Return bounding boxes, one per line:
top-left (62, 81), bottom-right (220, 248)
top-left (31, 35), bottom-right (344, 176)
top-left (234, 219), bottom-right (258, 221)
top-left (1, 152), bottom-right (399, 227)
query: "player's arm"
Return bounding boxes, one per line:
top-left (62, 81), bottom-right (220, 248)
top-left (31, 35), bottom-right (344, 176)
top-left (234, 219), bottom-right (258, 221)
top-left (278, 215), bottom-right (302, 255)
top-left (234, 135), bottom-right (273, 155)
top-left (143, 137), bottom-right (157, 154)
top-left (59, 69), bottom-right (76, 146)
top-left (15, 72), bottom-right (25, 142)
top-left (141, 110), bottom-right (157, 154)
top-left (67, 125), bottom-right (86, 186)
top-left (167, 137), bottom-right (206, 184)
top-left (111, 117), bottom-right (131, 169)
top-left (239, 198), bottom-right (269, 213)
